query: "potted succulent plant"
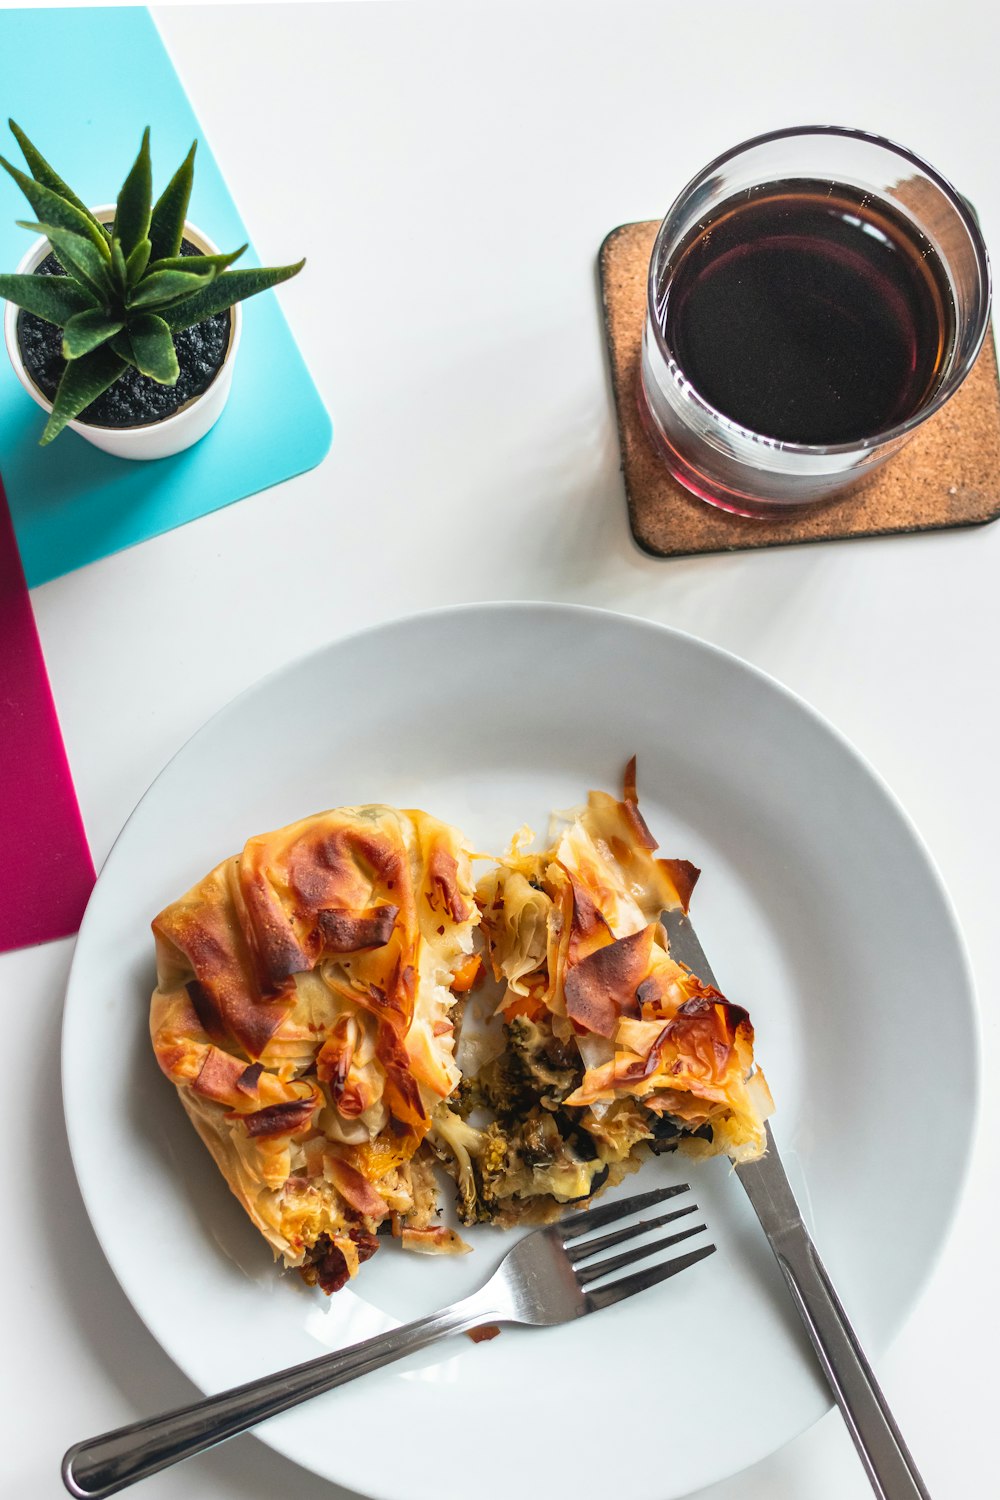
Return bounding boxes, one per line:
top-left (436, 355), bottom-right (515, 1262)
top-left (0, 121), bottom-right (304, 457)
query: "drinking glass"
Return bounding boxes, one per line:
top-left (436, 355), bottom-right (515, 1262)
top-left (640, 125), bottom-right (992, 515)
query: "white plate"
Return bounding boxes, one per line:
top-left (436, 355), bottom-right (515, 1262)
top-left (62, 603), bottom-right (978, 1500)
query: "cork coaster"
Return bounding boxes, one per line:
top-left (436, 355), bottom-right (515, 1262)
top-left (600, 219), bottom-right (1000, 557)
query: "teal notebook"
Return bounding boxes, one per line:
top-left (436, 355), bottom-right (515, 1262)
top-left (0, 7), bottom-right (331, 587)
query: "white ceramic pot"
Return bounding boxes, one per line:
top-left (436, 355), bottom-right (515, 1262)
top-left (2, 205), bottom-right (242, 460)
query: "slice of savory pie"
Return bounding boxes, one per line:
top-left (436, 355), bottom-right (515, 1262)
top-left (430, 760), bottom-right (773, 1228)
top-left (150, 804), bottom-right (480, 1293)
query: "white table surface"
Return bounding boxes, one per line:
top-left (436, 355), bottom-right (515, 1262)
top-left (5, 1), bottom-right (998, 1495)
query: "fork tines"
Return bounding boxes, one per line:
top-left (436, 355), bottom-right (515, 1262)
top-left (559, 1183), bottom-right (716, 1311)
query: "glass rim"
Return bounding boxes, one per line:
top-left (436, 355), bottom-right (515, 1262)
top-left (646, 123), bottom-right (993, 458)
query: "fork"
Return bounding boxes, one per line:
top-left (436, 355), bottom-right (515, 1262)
top-left (663, 907), bottom-right (932, 1500)
top-left (62, 1184), bottom-right (714, 1498)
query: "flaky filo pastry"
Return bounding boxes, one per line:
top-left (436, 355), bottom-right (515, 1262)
top-left (431, 761), bottom-right (773, 1230)
top-left (150, 805), bottom-right (479, 1294)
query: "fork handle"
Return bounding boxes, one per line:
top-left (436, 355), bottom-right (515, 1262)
top-left (62, 1291), bottom-right (498, 1499)
top-left (776, 1228), bottom-right (931, 1500)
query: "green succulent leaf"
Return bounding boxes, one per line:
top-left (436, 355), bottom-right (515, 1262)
top-left (8, 120), bottom-right (107, 238)
top-left (148, 141), bottom-right (196, 261)
top-left (109, 330), bottom-right (134, 364)
top-left (62, 308), bottom-right (125, 359)
top-left (18, 220), bottom-right (115, 302)
top-left (39, 345), bottom-right (126, 445)
top-left (0, 271), bottom-right (96, 323)
top-left (125, 237), bottom-right (152, 287)
top-left (162, 260), bottom-right (305, 330)
top-left (128, 267), bottom-right (211, 310)
top-left (126, 313), bottom-right (179, 384)
top-left (111, 235), bottom-right (129, 296)
top-left (113, 127), bottom-right (152, 259)
top-left (1, 155), bottom-right (110, 257)
top-left (146, 245), bottom-right (247, 278)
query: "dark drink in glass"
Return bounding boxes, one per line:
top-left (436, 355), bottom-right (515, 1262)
top-left (641, 128), bottom-right (991, 515)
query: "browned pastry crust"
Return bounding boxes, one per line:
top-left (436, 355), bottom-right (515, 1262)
top-left (151, 772), bottom-right (771, 1294)
top-left (150, 805), bottom-right (479, 1291)
top-left (431, 761), bottom-right (772, 1227)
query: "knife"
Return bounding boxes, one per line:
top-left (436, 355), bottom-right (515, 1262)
top-left (662, 907), bottom-right (932, 1500)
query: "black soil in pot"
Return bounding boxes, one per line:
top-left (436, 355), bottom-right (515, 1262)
top-left (16, 238), bottom-right (232, 429)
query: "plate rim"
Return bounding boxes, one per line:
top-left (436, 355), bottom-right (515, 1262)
top-left (61, 600), bottom-right (982, 1496)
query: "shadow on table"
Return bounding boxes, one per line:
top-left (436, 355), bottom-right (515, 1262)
top-left (410, 276), bottom-right (833, 647)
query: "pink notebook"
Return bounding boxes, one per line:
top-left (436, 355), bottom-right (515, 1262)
top-left (0, 477), bottom-right (95, 951)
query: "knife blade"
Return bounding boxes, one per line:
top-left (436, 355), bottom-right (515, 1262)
top-left (660, 904), bottom-right (931, 1500)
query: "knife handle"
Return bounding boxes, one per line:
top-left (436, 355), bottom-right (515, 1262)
top-left (776, 1227), bottom-right (932, 1500)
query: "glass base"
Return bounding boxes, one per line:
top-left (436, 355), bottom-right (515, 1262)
top-left (636, 378), bottom-right (861, 519)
